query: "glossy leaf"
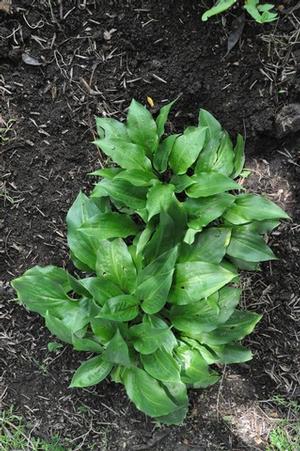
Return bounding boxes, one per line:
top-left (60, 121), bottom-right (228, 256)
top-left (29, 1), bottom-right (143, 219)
top-left (186, 193), bottom-right (235, 231)
top-left (211, 132), bottom-right (235, 176)
top-left (70, 355), bottom-right (112, 388)
top-left (123, 367), bottom-right (177, 418)
top-left (232, 134), bottom-right (245, 178)
top-left (103, 329), bottom-right (132, 367)
top-left (141, 348), bottom-right (181, 383)
top-left (223, 194), bottom-right (289, 224)
top-left (227, 228), bottom-right (277, 262)
top-left (12, 268), bottom-right (73, 316)
top-left (114, 169), bottom-right (157, 187)
top-left (91, 178), bottom-right (147, 211)
top-left (202, 0), bottom-right (236, 21)
top-left (171, 261), bottom-right (237, 304)
top-left (156, 99), bottom-right (177, 139)
top-left (96, 117), bottom-right (128, 140)
top-left (78, 277), bottom-right (123, 306)
top-left (96, 239), bottom-right (137, 292)
top-left (136, 247), bottom-right (178, 314)
top-left (176, 346), bottom-right (219, 387)
top-left (99, 295), bottom-right (139, 322)
top-left (127, 99), bottom-right (158, 155)
top-left (94, 137), bottom-right (151, 172)
top-left (211, 343), bottom-right (252, 364)
top-left (198, 310), bottom-right (262, 345)
top-left (179, 227), bottom-right (231, 264)
top-left (146, 183), bottom-right (175, 220)
top-left (72, 335), bottom-right (103, 353)
top-left (130, 316), bottom-right (174, 355)
top-left (45, 312), bottom-right (73, 344)
top-left (156, 381), bottom-right (188, 425)
top-left (153, 134), bottom-right (179, 173)
top-left (91, 318), bottom-right (117, 343)
top-left (79, 212), bottom-right (139, 240)
top-left (186, 172), bottom-right (242, 198)
top-left (169, 127), bottom-right (207, 174)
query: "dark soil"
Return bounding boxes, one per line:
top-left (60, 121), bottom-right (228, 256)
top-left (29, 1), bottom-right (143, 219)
top-left (1, 1), bottom-right (299, 450)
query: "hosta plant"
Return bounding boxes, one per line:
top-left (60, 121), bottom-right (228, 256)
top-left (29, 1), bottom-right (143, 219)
top-left (12, 100), bottom-right (288, 425)
top-left (201, 0), bottom-right (278, 24)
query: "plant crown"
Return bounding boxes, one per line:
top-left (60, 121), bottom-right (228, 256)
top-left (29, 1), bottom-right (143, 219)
top-left (12, 99), bottom-right (288, 425)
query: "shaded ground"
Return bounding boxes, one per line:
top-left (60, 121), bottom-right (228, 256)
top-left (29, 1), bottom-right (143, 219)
top-left (0, 1), bottom-right (299, 450)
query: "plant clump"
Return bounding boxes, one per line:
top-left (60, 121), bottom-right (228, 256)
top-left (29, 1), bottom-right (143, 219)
top-left (12, 99), bottom-right (289, 424)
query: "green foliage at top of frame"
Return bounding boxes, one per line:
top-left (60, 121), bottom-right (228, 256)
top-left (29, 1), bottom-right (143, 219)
top-left (202, 0), bottom-right (278, 23)
top-left (11, 99), bottom-right (289, 425)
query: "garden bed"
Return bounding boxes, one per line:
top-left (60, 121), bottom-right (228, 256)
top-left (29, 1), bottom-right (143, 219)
top-left (1, 1), bottom-right (299, 449)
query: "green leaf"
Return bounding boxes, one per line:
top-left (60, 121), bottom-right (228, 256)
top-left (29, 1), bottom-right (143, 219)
top-left (141, 348), bottom-right (181, 383)
top-left (96, 117), bottom-right (128, 140)
top-left (211, 132), bottom-right (235, 176)
top-left (123, 367), bottom-right (177, 418)
top-left (99, 295), bottom-right (139, 321)
top-left (66, 192), bottom-right (101, 270)
top-left (136, 247), bottom-right (178, 314)
top-left (228, 256), bottom-right (260, 271)
top-left (202, 0), bottom-right (236, 21)
top-left (91, 178), bottom-right (147, 211)
top-left (186, 172), bottom-right (242, 198)
top-left (217, 286), bottom-right (241, 323)
top-left (67, 191), bottom-right (100, 231)
top-left (143, 200), bottom-right (187, 264)
top-left (79, 211), bottom-right (138, 239)
top-left (198, 109), bottom-right (222, 137)
top-left (78, 277), bottom-right (123, 306)
top-left (91, 318), bottom-right (117, 343)
top-left (11, 267), bottom-right (73, 316)
top-left (130, 316), bottom-right (173, 355)
top-left (186, 193), bottom-right (235, 231)
top-left (179, 227), bottom-right (231, 264)
top-left (244, 0), bottom-right (277, 23)
top-left (171, 261), bottom-right (237, 305)
top-left (89, 167), bottom-right (123, 179)
top-left (156, 381), bottom-right (188, 425)
top-left (227, 228), bottom-right (277, 262)
top-left (127, 99), bottom-right (158, 155)
top-left (103, 329), bottom-right (132, 367)
top-left (156, 99), bottom-right (177, 139)
top-left (96, 239), bottom-right (137, 293)
top-left (153, 134), bottom-right (179, 173)
top-left (45, 312), bottom-right (73, 344)
top-left (232, 134), bottom-right (245, 178)
top-left (146, 183), bottom-right (175, 221)
top-left (195, 110), bottom-right (222, 174)
top-left (114, 169), bottom-right (157, 187)
top-left (170, 287), bottom-right (240, 334)
top-left (211, 343), bottom-right (252, 364)
top-left (134, 222), bottom-right (155, 257)
top-left (70, 356), bottom-right (112, 388)
top-left (170, 174), bottom-right (195, 193)
top-left (198, 310), bottom-right (262, 345)
top-left (239, 220), bottom-right (280, 235)
top-left (94, 138), bottom-right (152, 172)
top-left (176, 345), bottom-right (219, 387)
top-left (169, 127), bottom-right (207, 174)
top-left (223, 194), bottom-right (289, 224)
top-left (72, 335), bottom-right (103, 353)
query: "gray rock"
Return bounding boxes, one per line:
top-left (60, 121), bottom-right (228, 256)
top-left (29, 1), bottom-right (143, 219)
top-left (276, 103), bottom-right (300, 138)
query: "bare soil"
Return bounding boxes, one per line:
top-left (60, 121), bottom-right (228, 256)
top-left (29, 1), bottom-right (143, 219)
top-left (1, 1), bottom-right (299, 450)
